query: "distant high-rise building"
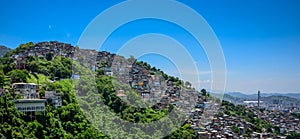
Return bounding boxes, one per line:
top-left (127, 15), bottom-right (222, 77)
top-left (258, 90), bottom-right (261, 107)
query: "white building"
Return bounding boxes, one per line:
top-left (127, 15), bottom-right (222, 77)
top-left (45, 90), bottom-right (62, 108)
top-left (243, 101), bottom-right (263, 107)
top-left (13, 99), bottom-right (47, 120)
top-left (13, 99), bottom-right (46, 112)
top-left (12, 83), bottom-right (39, 99)
top-left (12, 83), bottom-right (47, 120)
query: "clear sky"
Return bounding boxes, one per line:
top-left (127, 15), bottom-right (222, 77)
top-left (1, 0), bottom-right (300, 93)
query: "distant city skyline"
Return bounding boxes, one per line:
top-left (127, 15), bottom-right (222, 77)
top-left (1, 0), bottom-right (300, 93)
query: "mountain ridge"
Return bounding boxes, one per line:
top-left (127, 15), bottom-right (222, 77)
top-left (225, 91), bottom-right (300, 100)
top-left (0, 45), bottom-right (11, 57)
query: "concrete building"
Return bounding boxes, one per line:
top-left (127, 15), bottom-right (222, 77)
top-left (12, 83), bottom-right (39, 99)
top-left (45, 91), bottom-right (62, 108)
top-left (117, 90), bottom-right (127, 101)
top-left (243, 101), bottom-right (263, 107)
top-left (12, 99), bottom-right (47, 120)
top-left (13, 99), bottom-right (46, 112)
top-left (12, 83), bottom-right (48, 120)
top-left (198, 131), bottom-right (209, 139)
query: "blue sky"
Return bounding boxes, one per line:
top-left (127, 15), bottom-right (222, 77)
top-left (1, 0), bottom-right (300, 93)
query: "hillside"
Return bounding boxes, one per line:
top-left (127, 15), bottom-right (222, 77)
top-left (225, 92), bottom-right (300, 105)
top-left (223, 94), bottom-right (245, 104)
top-left (225, 92), bottom-right (257, 100)
top-left (226, 92), bottom-right (300, 100)
top-left (0, 41), bottom-right (199, 138)
top-left (261, 95), bottom-right (299, 105)
top-left (1, 41), bottom-right (299, 138)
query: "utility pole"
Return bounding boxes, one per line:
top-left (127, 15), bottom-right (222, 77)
top-left (258, 90), bottom-right (260, 108)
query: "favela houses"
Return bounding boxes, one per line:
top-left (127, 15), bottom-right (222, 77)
top-left (0, 41), bottom-right (299, 138)
top-left (1, 0), bottom-right (300, 138)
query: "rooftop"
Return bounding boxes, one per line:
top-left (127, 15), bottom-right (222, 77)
top-left (12, 99), bottom-right (47, 103)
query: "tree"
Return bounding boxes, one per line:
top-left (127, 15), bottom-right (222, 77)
top-left (164, 124), bottom-right (196, 139)
top-left (8, 69), bottom-right (29, 83)
top-left (184, 81), bottom-right (191, 88)
top-left (128, 55), bottom-right (137, 64)
top-left (232, 125), bottom-right (241, 134)
top-left (45, 53), bottom-right (53, 61)
top-left (287, 132), bottom-right (300, 139)
top-left (150, 66), bottom-right (157, 72)
top-left (0, 70), bottom-right (5, 88)
top-left (96, 69), bottom-right (104, 76)
top-left (0, 57), bottom-right (15, 74)
top-left (201, 89), bottom-right (207, 96)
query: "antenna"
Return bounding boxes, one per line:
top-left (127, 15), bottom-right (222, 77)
top-left (258, 90), bottom-right (260, 108)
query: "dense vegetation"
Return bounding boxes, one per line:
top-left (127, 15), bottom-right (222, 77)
top-left (0, 56), bottom-right (107, 138)
top-left (135, 61), bottom-right (184, 87)
top-left (2, 42), bottom-right (294, 138)
top-left (0, 43), bottom-right (197, 138)
top-left (73, 57), bottom-right (196, 138)
top-left (287, 132), bottom-right (300, 139)
top-left (221, 101), bottom-right (278, 137)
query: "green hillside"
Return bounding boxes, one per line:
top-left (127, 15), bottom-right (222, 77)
top-left (2, 41), bottom-right (297, 138)
top-left (0, 42), bottom-right (196, 138)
